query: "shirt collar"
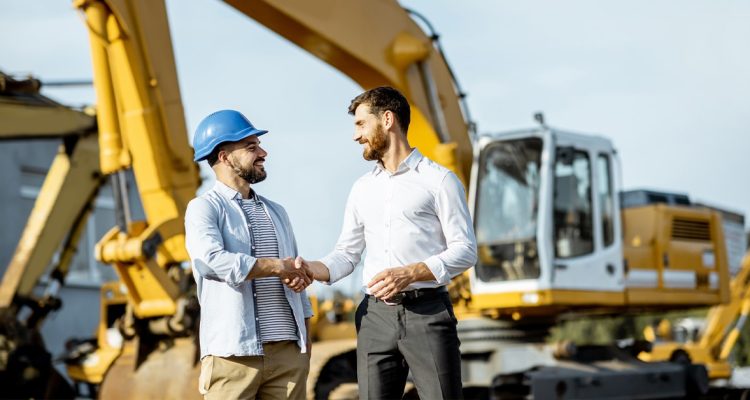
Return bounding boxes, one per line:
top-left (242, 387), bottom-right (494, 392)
top-left (372, 148), bottom-right (424, 176)
top-left (214, 180), bottom-right (257, 201)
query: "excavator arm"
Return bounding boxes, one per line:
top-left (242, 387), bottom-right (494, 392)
top-left (0, 72), bottom-right (95, 139)
top-left (224, 0), bottom-right (473, 183)
top-left (0, 71), bottom-right (102, 309)
top-left (0, 71), bottom-right (103, 400)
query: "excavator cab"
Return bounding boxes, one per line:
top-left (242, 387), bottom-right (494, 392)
top-left (467, 129), bottom-right (730, 318)
top-left (468, 129), bottom-right (625, 315)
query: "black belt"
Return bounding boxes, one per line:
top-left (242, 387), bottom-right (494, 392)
top-left (367, 287), bottom-right (446, 305)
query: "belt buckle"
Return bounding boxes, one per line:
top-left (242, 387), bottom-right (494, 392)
top-left (383, 292), bottom-right (405, 305)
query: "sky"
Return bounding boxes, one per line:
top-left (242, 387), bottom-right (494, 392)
top-left (1, 1), bottom-right (748, 294)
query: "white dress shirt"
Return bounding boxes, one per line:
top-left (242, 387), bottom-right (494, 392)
top-left (321, 149), bottom-right (478, 292)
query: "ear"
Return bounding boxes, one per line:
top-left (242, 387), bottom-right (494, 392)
top-left (217, 147), bottom-right (230, 165)
top-left (381, 110), bottom-right (395, 130)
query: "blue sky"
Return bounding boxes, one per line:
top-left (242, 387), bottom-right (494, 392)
top-left (2, 1), bottom-right (748, 294)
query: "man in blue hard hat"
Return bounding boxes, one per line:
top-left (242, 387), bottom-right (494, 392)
top-left (184, 109), bottom-right (314, 399)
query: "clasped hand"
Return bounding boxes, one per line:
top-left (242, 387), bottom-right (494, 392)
top-left (367, 266), bottom-right (415, 301)
top-left (279, 256), bottom-right (314, 292)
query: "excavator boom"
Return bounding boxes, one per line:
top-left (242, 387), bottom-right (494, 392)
top-left (223, 0), bottom-right (472, 183)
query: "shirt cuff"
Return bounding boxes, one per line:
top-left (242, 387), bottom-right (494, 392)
top-left (319, 254), bottom-right (346, 285)
top-left (228, 254), bottom-right (255, 287)
top-left (423, 256), bottom-right (450, 286)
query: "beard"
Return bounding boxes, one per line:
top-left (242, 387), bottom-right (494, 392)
top-left (362, 123), bottom-right (389, 161)
top-left (229, 155), bottom-right (267, 184)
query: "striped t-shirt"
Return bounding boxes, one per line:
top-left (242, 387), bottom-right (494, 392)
top-left (239, 195), bottom-right (298, 343)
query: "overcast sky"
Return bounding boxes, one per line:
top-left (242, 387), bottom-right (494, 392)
top-left (2, 1), bottom-right (748, 294)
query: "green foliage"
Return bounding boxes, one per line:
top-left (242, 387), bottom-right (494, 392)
top-left (549, 309), bottom-right (750, 367)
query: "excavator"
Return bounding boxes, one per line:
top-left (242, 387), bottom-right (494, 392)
top-left (1, 0), bottom-right (748, 399)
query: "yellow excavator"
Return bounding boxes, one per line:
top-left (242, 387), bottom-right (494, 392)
top-left (1, 0), bottom-right (748, 399)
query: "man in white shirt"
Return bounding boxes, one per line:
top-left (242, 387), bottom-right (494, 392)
top-left (301, 87), bottom-right (477, 399)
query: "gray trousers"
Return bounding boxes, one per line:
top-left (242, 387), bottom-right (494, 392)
top-left (355, 292), bottom-right (463, 400)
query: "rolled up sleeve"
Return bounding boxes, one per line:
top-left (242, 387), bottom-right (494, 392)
top-left (185, 198), bottom-right (256, 287)
top-left (423, 172), bottom-right (478, 286)
top-left (321, 185), bottom-right (365, 284)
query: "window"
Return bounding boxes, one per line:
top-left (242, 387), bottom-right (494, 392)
top-left (553, 148), bottom-right (593, 258)
top-left (597, 154), bottom-right (615, 247)
top-left (474, 138), bottom-right (542, 282)
top-left (476, 138), bottom-right (542, 244)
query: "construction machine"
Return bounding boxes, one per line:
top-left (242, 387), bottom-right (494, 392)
top-left (1, 0), bottom-right (748, 399)
top-left (459, 128), bottom-right (748, 398)
top-left (0, 71), bottom-right (100, 399)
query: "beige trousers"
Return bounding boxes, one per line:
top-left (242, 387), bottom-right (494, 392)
top-left (199, 341), bottom-right (309, 400)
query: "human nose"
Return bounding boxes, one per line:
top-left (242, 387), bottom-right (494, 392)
top-left (258, 146), bottom-right (268, 157)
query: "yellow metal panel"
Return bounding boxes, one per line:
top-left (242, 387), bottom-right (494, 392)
top-left (113, 261), bottom-right (177, 318)
top-left (626, 289), bottom-right (720, 305)
top-left (622, 204), bottom-right (730, 310)
top-left (470, 289), bottom-right (625, 311)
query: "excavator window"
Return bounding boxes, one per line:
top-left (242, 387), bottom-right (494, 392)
top-left (474, 138), bottom-right (542, 282)
top-left (553, 148), bottom-right (593, 258)
top-left (597, 154), bottom-right (615, 247)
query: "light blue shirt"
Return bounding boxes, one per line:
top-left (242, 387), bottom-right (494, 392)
top-left (185, 181), bottom-right (313, 358)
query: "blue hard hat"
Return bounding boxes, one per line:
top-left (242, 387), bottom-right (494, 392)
top-left (192, 109), bottom-right (268, 162)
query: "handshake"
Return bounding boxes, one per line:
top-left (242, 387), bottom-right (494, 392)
top-left (276, 256), bottom-right (323, 293)
top-left (268, 257), bottom-right (434, 299)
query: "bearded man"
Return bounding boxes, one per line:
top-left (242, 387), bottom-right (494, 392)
top-left (300, 87), bottom-right (478, 399)
top-left (184, 109), bottom-right (313, 399)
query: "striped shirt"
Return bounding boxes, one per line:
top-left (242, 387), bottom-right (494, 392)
top-left (240, 195), bottom-right (298, 343)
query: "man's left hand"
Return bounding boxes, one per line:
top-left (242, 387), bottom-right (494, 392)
top-left (367, 262), bottom-right (435, 300)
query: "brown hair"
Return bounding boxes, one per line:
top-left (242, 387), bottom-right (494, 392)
top-left (348, 86), bottom-right (410, 134)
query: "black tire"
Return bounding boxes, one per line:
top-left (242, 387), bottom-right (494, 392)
top-left (315, 351), bottom-right (358, 400)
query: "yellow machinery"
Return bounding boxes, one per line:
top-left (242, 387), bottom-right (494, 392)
top-left (1, 0), bottom-right (748, 399)
top-left (0, 71), bottom-right (100, 398)
top-left (462, 130), bottom-right (747, 397)
top-left (641, 251), bottom-right (750, 379)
